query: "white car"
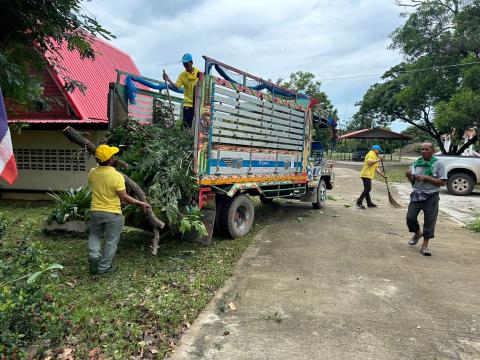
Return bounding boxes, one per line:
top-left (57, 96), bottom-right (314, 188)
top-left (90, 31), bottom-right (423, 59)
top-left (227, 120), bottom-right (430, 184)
top-left (436, 155), bottom-right (480, 195)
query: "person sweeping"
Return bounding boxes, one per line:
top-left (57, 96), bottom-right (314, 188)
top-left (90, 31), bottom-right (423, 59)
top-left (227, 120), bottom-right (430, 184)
top-left (405, 142), bottom-right (447, 256)
top-left (356, 145), bottom-right (387, 209)
top-left (88, 145), bottom-right (151, 275)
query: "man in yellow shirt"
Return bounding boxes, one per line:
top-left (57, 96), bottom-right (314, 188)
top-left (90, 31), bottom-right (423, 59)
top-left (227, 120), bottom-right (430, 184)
top-left (163, 53), bottom-right (201, 129)
top-left (356, 145), bottom-right (387, 209)
top-left (88, 145), bottom-right (151, 275)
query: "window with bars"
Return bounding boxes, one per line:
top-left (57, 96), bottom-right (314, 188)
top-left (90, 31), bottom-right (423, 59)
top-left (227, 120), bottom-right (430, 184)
top-left (14, 149), bottom-right (87, 171)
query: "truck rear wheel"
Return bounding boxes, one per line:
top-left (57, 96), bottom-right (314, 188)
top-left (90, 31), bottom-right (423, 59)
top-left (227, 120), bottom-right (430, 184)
top-left (447, 173), bottom-right (474, 196)
top-left (312, 179), bottom-right (327, 209)
top-left (220, 194), bottom-right (255, 238)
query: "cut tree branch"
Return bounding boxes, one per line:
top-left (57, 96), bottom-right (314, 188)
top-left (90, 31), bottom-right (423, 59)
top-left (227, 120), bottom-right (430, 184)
top-left (62, 126), bottom-right (165, 255)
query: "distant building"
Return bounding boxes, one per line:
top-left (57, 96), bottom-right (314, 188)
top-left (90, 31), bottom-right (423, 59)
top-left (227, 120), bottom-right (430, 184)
top-left (1, 38), bottom-right (141, 199)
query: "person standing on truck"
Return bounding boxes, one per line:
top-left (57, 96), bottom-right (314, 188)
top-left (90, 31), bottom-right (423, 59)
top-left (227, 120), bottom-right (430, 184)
top-left (163, 53), bottom-right (201, 129)
top-left (88, 145), bottom-right (151, 275)
top-left (405, 142), bottom-right (447, 256)
top-left (356, 145), bottom-right (387, 209)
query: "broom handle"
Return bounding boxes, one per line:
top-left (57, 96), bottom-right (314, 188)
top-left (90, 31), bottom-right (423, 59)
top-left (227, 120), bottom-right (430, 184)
top-left (163, 70), bottom-right (175, 118)
top-left (380, 158), bottom-right (390, 191)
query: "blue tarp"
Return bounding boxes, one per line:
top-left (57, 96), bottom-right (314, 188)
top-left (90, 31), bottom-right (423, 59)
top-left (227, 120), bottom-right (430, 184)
top-left (213, 64), bottom-right (308, 100)
top-left (125, 75), bottom-right (183, 105)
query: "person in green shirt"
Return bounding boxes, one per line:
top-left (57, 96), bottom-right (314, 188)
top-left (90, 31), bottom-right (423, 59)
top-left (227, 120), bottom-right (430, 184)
top-left (356, 145), bottom-right (387, 209)
top-left (163, 53), bottom-right (201, 128)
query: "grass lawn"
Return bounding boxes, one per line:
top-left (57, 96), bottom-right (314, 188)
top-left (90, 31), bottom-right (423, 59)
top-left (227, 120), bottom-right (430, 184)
top-left (381, 164), bottom-right (410, 183)
top-left (0, 200), bottom-right (264, 359)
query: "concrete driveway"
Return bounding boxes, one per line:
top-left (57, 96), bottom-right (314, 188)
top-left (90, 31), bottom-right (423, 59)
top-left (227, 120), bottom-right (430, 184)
top-left (172, 167), bottom-right (480, 360)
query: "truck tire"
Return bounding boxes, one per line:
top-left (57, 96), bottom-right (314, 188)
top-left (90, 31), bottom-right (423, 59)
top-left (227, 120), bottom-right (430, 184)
top-left (214, 195), bottom-right (228, 236)
top-left (447, 173), bottom-right (474, 196)
top-left (220, 194), bottom-right (255, 238)
top-left (312, 179), bottom-right (327, 209)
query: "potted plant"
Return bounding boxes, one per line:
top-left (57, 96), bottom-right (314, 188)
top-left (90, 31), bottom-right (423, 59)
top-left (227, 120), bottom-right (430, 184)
top-left (44, 187), bottom-right (91, 233)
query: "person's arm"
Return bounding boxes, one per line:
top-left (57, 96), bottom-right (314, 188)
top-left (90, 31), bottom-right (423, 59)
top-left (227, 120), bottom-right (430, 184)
top-left (405, 168), bottom-right (415, 183)
top-left (413, 175), bottom-right (446, 187)
top-left (116, 189), bottom-right (152, 213)
top-left (375, 167), bottom-right (386, 179)
top-left (162, 71), bottom-right (181, 91)
top-left (367, 154), bottom-right (383, 166)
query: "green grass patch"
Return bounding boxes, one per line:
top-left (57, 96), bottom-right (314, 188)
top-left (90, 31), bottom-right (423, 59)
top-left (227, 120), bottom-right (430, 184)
top-left (379, 164), bottom-right (410, 183)
top-left (467, 213), bottom-right (480, 233)
top-left (0, 200), bottom-right (262, 358)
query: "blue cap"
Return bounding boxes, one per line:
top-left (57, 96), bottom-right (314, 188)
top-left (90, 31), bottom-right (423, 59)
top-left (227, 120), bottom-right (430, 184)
top-left (181, 53), bottom-right (193, 63)
top-left (372, 145), bottom-right (383, 152)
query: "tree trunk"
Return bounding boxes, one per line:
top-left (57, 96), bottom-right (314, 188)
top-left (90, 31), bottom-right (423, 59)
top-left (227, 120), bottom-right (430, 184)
top-left (62, 126), bottom-right (165, 255)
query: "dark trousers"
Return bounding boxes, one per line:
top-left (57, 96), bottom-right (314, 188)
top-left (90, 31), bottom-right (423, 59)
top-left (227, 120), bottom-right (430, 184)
top-left (357, 177), bottom-right (373, 205)
top-left (406, 192), bottom-right (439, 239)
top-left (183, 107), bottom-right (194, 128)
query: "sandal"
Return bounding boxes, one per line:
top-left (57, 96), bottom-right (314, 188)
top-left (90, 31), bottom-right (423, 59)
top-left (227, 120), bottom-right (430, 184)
top-left (408, 233), bottom-right (422, 246)
top-left (421, 248), bottom-right (431, 256)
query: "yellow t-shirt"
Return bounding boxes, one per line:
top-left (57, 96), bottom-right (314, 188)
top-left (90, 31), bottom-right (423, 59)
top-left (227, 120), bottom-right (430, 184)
top-left (176, 67), bottom-right (200, 108)
top-left (88, 166), bottom-right (126, 214)
top-left (359, 150), bottom-right (379, 179)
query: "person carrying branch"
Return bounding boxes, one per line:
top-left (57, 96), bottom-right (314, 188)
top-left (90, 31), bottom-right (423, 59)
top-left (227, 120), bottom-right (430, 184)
top-left (356, 145), bottom-right (387, 209)
top-left (163, 53), bottom-right (201, 129)
top-left (88, 145), bottom-right (151, 275)
top-left (405, 142), bottom-right (447, 256)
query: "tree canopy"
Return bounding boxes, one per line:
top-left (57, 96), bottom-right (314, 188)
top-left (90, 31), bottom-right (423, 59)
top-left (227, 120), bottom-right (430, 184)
top-left (0, 0), bottom-right (113, 109)
top-left (353, 0), bottom-right (480, 154)
top-left (280, 71), bottom-right (338, 149)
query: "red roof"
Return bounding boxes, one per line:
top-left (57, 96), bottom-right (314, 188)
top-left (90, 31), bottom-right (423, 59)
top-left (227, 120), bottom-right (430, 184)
top-left (9, 37), bottom-right (140, 124)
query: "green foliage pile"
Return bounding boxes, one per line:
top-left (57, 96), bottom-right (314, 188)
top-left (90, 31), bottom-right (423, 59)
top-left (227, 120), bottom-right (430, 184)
top-left (47, 187), bottom-right (92, 224)
top-left (0, 217), bottom-right (69, 359)
top-left (106, 112), bottom-right (206, 237)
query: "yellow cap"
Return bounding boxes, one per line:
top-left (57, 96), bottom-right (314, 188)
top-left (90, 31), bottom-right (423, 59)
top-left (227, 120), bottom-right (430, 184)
top-left (95, 144), bottom-right (120, 162)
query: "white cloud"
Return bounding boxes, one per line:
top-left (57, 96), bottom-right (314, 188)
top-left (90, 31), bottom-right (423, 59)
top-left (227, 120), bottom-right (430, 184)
top-left (86, 0), bottom-right (406, 128)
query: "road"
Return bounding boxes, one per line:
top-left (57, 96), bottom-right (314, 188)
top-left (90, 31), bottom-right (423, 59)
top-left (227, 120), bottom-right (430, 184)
top-left (171, 167), bottom-right (480, 360)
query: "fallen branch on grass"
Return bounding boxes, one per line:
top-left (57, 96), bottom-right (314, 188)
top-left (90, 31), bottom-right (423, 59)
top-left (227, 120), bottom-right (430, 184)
top-left (62, 126), bottom-right (165, 255)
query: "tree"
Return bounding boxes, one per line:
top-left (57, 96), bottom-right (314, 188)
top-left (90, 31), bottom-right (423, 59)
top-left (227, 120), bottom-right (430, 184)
top-left (0, 0), bottom-right (113, 109)
top-left (280, 71), bottom-right (338, 149)
top-left (354, 0), bottom-right (480, 154)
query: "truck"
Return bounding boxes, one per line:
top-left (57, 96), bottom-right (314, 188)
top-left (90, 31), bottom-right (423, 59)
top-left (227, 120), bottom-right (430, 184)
top-left (436, 155), bottom-right (480, 196)
top-left (108, 56), bottom-right (335, 244)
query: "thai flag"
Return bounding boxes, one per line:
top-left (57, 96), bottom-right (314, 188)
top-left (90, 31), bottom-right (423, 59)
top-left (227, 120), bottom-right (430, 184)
top-left (0, 87), bottom-right (17, 184)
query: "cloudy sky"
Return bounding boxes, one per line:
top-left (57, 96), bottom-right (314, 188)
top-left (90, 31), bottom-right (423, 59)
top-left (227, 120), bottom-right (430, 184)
top-left (85, 0), bottom-right (407, 131)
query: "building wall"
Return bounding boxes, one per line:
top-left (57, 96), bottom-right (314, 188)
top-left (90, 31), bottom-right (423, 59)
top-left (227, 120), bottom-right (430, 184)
top-left (0, 129), bottom-right (105, 193)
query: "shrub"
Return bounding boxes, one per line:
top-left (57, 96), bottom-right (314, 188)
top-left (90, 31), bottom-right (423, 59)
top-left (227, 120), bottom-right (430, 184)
top-left (47, 186), bottom-right (92, 224)
top-left (0, 217), bottom-right (70, 359)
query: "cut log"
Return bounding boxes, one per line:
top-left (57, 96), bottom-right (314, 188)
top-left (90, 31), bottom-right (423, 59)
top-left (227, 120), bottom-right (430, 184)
top-left (62, 126), bottom-right (165, 255)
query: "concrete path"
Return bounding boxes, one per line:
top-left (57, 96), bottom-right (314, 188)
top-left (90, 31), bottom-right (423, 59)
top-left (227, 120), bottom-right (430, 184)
top-left (172, 167), bottom-right (480, 360)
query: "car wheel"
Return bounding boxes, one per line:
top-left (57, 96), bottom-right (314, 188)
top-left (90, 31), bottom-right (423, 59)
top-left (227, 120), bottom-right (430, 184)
top-left (447, 173), bottom-right (474, 196)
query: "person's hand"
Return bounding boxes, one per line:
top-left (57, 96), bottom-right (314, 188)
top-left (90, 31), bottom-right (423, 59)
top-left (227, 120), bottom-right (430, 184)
top-left (406, 169), bottom-right (412, 176)
top-left (415, 175), bottom-right (426, 182)
top-left (139, 202), bottom-right (152, 213)
top-left (383, 175), bottom-right (388, 180)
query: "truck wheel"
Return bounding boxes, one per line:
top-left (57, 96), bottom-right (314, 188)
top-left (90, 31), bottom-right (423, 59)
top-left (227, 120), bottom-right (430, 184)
top-left (214, 195), bottom-right (228, 236)
top-left (312, 179), bottom-right (327, 209)
top-left (221, 194), bottom-right (255, 238)
top-left (447, 173), bottom-right (474, 196)
top-left (260, 194), bottom-right (274, 204)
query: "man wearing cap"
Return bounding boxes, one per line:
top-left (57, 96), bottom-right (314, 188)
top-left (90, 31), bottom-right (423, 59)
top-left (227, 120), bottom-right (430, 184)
top-left (88, 145), bottom-right (151, 274)
top-left (356, 145), bottom-right (387, 209)
top-left (163, 53), bottom-right (201, 129)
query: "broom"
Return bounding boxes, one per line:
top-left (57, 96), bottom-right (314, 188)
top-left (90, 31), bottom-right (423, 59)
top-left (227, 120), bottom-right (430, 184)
top-left (380, 158), bottom-right (402, 208)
